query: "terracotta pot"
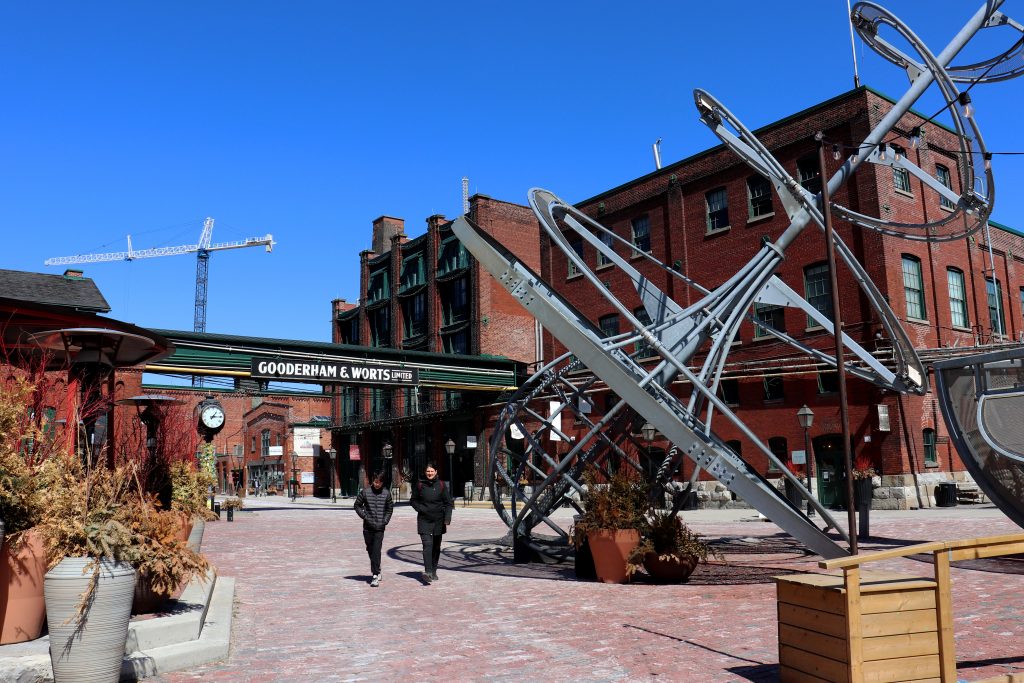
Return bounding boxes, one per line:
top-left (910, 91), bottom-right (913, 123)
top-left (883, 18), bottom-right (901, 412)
top-left (642, 552), bottom-right (698, 584)
top-left (175, 512), bottom-right (193, 543)
top-left (0, 529), bottom-right (48, 644)
top-left (586, 529), bottom-right (640, 584)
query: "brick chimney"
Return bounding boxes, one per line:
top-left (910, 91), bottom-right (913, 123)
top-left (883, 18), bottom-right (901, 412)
top-left (371, 216), bottom-right (405, 254)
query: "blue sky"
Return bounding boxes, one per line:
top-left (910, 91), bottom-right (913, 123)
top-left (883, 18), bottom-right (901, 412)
top-left (2, 1), bottom-right (1021, 342)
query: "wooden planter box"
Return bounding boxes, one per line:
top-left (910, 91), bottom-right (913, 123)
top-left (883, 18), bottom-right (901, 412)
top-left (776, 571), bottom-right (940, 682)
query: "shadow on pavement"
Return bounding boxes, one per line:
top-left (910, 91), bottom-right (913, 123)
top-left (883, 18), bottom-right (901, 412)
top-left (385, 536), bottom-right (816, 584)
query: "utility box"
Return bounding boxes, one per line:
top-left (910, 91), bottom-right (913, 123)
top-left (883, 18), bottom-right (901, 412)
top-left (776, 571), bottom-right (940, 682)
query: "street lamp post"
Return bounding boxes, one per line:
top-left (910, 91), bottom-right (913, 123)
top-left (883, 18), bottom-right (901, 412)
top-left (292, 466), bottom-right (300, 501)
top-left (797, 404), bottom-right (815, 517)
top-left (445, 438), bottom-right (456, 495)
top-left (328, 448), bottom-right (337, 503)
top-left (382, 441), bottom-right (393, 492)
top-left (641, 422), bottom-right (657, 505)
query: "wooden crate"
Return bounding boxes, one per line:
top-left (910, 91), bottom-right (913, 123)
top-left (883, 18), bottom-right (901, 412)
top-left (777, 571), bottom-right (941, 683)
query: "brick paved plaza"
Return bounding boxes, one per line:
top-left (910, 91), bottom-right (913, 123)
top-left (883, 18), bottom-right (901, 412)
top-left (155, 500), bottom-right (1024, 683)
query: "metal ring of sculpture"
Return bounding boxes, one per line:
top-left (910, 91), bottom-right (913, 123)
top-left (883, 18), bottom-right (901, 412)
top-left (457, 0), bottom-right (1024, 559)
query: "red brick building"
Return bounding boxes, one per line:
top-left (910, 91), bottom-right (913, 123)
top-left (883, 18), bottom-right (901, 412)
top-left (329, 195), bottom-right (537, 495)
top-left (534, 86), bottom-right (1024, 508)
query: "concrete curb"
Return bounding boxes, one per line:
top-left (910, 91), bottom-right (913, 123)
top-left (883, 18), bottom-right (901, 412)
top-left (0, 570), bottom-right (234, 683)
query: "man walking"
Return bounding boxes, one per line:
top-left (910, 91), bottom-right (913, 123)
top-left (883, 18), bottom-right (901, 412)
top-left (354, 471), bottom-right (393, 587)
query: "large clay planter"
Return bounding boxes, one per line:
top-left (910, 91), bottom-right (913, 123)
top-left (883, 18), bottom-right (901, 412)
top-left (0, 529), bottom-right (48, 643)
top-left (186, 517), bottom-right (205, 553)
top-left (586, 529), bottom-right (640, 584)
top-left (642, 552), bottom-right (698, 584)
top-left (45, 557), bottom-right (136, 683)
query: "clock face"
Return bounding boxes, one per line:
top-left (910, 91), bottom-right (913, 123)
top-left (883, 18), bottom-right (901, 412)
top-left (201, 405), bottom-right (225, 429)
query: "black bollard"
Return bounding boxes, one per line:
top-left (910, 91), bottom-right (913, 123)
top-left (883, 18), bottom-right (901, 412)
top-left (227, 507), bottom-right (234, 522)
top-left (214, 502), bottom-right (221, 519)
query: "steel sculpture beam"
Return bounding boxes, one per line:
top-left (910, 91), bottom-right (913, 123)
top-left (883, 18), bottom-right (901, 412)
top-left (462, 0), bottom-right (1024, 559)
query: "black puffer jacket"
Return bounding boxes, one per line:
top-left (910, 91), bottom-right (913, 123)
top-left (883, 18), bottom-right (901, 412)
top-left (410, 478), bottom-right (453, 535)
top-left (354, 485), bottom-right (393, 530)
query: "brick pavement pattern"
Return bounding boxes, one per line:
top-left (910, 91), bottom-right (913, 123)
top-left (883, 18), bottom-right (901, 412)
top-left (156, 502), bottom-right (1024, 682)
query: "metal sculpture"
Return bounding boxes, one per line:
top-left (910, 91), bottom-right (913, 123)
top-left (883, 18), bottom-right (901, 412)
top-left (453, 0), bottom-right (1024, 559)
top-left (934, 347), bottom-right (1024, 528)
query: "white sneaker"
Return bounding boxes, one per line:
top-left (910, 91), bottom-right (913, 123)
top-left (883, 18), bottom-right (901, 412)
top-left (370, 575), bottom-right (380, 587)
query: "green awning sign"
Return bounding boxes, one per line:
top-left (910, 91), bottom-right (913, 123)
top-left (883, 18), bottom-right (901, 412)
top-left (251, 358), bottom-right (419, 385)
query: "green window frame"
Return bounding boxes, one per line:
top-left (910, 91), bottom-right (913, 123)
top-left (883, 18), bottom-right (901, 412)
top-left (987, 277), bottom-right (1006, 335)
top-left (803, 262), bottom-right (833, 327)
top-left (947, 268), bottom-right (968, 329)
top-left (902, 255), bottom-right (926, 320)
top-left (923, 428), bottom-right (937, 465)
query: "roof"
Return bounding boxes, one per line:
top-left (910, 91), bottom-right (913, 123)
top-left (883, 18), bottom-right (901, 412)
top-left (0, 269), bottom-right (110, 313)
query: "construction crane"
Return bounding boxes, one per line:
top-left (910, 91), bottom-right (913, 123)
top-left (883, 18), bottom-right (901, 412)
top-left (45, 218), bottom-right (274, 384)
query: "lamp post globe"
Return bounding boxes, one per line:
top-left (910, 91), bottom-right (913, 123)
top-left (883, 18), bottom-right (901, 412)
top-left (444, 438), bottom-right (456, 493)
top-left (328, 448), bottom-right (337, 503)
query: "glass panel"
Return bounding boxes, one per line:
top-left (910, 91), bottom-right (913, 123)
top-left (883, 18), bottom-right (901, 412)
top-left (631, 215), bottom-right (651, 254)
top-left (568, 237), bottom-right (583, 276)
top-left (437, 237), bottom-right (469, 276)
top-left (753, 302), bottom-right (785, 338)
top-left (902, 256), bottom-right (926, 320)
top-left (763, 375), bottom-right (784, 401)
top-left (598, 231), bottom-right (615, 266)
top-left (598, 314), bottom-right (619, 338)
top-left (804, 263), bottom-right (833, 326)
top-left (923, 428), bottom-right (937, 464)
top-left (706, 187), bottom-right (730, 231)
top-left (987, 278), bottom-right (1006, 335)
top-left (948, 269), bottom-right (969, 328)
top-left (797, 157), bottom-right (821, 194)
top-left (400, 254), bottom-right (425, 290)
top-left (936, 165), bottom-right (954, 209)
top-left (747, 175), bottom-right (773, 218)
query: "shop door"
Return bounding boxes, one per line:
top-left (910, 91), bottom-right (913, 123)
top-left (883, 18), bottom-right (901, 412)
top-left (814, 434), bottom-right (846, 508)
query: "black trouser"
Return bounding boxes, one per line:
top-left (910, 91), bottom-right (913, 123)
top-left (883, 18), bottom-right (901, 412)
top-left (419, 533), bottom-right (443, 574)
top-left (363, 527), bottom-right (384, 575)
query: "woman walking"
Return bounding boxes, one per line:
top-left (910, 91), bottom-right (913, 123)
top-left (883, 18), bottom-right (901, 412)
top-left (409, 462), bottom-right (453, 584)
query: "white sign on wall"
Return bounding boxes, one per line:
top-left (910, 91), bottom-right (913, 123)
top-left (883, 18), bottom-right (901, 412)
top-left (268, 445), bottom-right (283, 456)
top-left (294, 427), bottom-right (321, 457)
top-left (300, 471), bottom-right (315, 484)
top-left (791, 449), bottom-right (806, 465)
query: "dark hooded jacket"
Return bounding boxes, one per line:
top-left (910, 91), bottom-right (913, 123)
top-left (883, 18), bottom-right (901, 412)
top-left (354, 484), bottom-right (394, 531)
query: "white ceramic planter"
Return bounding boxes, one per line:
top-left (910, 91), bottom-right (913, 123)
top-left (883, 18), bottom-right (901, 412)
top-left (44, 557), bottom-right (136, 683)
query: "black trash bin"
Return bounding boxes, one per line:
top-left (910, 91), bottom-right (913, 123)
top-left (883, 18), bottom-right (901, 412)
top-left (935, 482), bottom-right (958, 507)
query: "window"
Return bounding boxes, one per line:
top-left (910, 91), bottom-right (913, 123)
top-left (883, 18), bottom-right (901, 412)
top-left (371, 389), bottom-right (392, 420)
top-left (892, 146), bottom-right (912, 193)
top-left (260, 430), bottom-right (270, 457)
top-left (803, 262), bottom-right (833, 326)
top-left (338, 313), bottom-right (360, 345)
top-left (400, 253), bottom-right (425, 290)
top-left (763, 375), bottom-right (784, 401)
top-left (437, 236), bottom-right (469, 276)
top-left (251, 436), bottom-right (256, 453)
top-left (449, 330), bottom-right (470, 354)
top-left (401, 291), bottom-right (426, 340)
top-left (797, 156), bottom-right (821, 195)
top-left (633, 307), bottom-right (654, 357)
top-left (901, 255), bottom-right (926, 320)
top-left (630, 215), bottom-right (651, 255)
top-left (440, 277), bottom-right (469, 327)
top-left (726, 440), bottom-right (742, 457)
top-left (367, 269), bottom-right (390, 304)
top-left (753, 302), bottom-right (785, 338)
top-left (923, 428), bottom-right (937, 465)
top-left (706, 187), bottom-right (729, 232)
top-left (598, 231), bottom-right (616, 266)
top-left (598, 314), bottom-right (619, 339)
top-left (936, 164), bottom-right (954, 209)
top-left (341, 387), bottom-right (360, 419)
top-left (568, 237), bottom-right (584, 277)
top-left (767, 436), bottom-right (788, 472)
top-left (747, 175), bottom-right (774, 219)
top-left (817, 370), bottom-right (838, 394)
top-left (987, 277), bottom-right (1006, 335)
top-left (947, 268), bottom-right (969, 328)
top-left (368, 307), bottom-right (391, 347)
top-left (719, 379), bottom-right (740, 406)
